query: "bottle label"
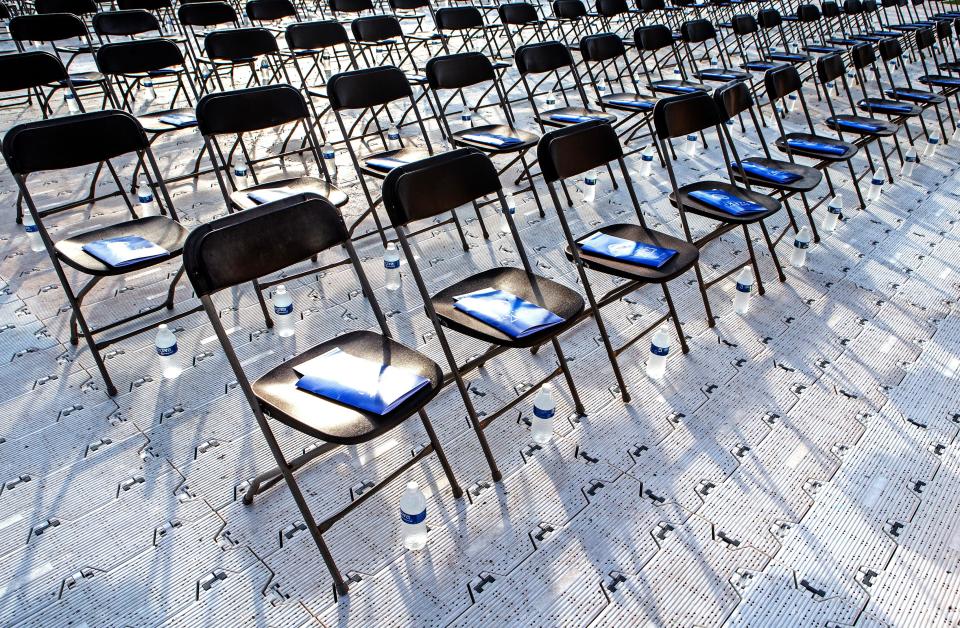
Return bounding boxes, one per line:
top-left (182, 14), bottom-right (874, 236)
top-left (139, 193), bottom-right (154, 203)
top-left (905, 156), bottom-right (917, 163)
top-left (274, 303), bottom-right (293, 315)
top-left (533, 406), bottom-right (555, 419)
top-left (388, 132), bottom-right (400, 140)
top-left (401, 508), bottom-right (426, 524)
top-left (871, 179), bottom-right (883, 186)
top-left (794, 240), bottom-right (809, 249)
top-left (651, 344), bottom-right (669, 356)
top-left (323, 151), bottom-right (335, 159)
top-left (828, 205), bottom-right (842, 215)
top-left (585, 177), bottom-right (597, 186)
top-left (234, 167), bottom-right (247, 177)
top-left (642, 154), bottom-right (653, 162)
top-left (25, 224), bottom-right (38, 233)
top-left (157, 342), bottom-right (177, 357)
top-left (384, 259), bottom-right (400, 269)
top-left (736, 282), bottom-right (751, 293)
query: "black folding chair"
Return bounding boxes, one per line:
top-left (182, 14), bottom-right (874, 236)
top-left (0, 49), bottom-right (81, 119)
top-left (182, 192), bottom-right (463, 596)
top-left (634, 23), bottom-right (709, 97)
top-left (653, 91), bottom-right (786, 304)
top-left (382, 148), bottom-right (588, 481)
top-left (201, 26), bottom-right (291, 93)
top-left (538, 120), bottom-right (709, 400)
top-left (2, 111), bottom-right (196, 396)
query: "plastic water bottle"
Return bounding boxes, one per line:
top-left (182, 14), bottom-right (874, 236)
top-left (136, 174), bottom-right (160, 218)
top-left (646, 326), bottom-right (670, 379)
top-left (530, 383), bottom-right (555, 444)
top-left (258, 57), bottom-right (270, 82)
top-left (399, 481), bottom-right (427, 550)
top-left (233, 159), bottom-right (249, 189)
top-left (500, 189), bottom-right (518, 234)
top-left (384, 242), bottom-right (401, 290)
top-left (791, 227), bottom-right (811, 268)
top-left (459, 108), bottom-right (473, 130)
top-left (901, 147), bottom-right (917, 177)
top-left (733, 267), bottom-right (753, 315)
top-left (596, 80), bottom-right (608, 99)
top-left (64, 91), bottom-right (79, 114)
top-left (823, 194), bottom-right (843, 232)
top-left (638, 145), bottom-right (655, 177)
top-left (142, 78), bottom-right (156, 101)
top-left (684, 133), bottom-right (698, 156)
top-left (272, 285), bottom-right (295, 337)
top-left (155, 324), bottom-right (182, 379)
top-left (22, 212), bottom-right (44, 252)
top-left (866, 168), bottom-right (884, 202)
top-left (952, 126), bottom-right (960, 143)
top-left (924, 134), bottom-right (940, 157)
top-left (544, 90), bottom-right (557, 109)
top-left (583, 170), bottom-right (598, 203)
top-left (322, 143), bottom-right (338, 180)
top-left (786, 93), bottom-right (798, 113)
top-left (387, 123), bottom-right (401, 150)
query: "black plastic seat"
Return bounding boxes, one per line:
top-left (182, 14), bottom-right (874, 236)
top-left (451, 124), bottom-right (539, 152)
top-left (252, 330), bottom-right (443, 444)
top-left (859, 96), bottom-right (926, 114)
top-left (55, 216), bottom-right (188, 275)
top-left (429, 266), bottom-right (584, 348)
top-left (919, 74), bottom-right (960, 88)
top-left (825, 114), bottom-right (898, 137)
top-left (563, 223), bottom-right (699, 282)
top-left (671, 180), bottom-right (781, 224)
top-left (231, 176), bottom-right (349, 210)
top-left (649, 79), bottom-right (709, 95)
top-left (728, 156), bottom-right (822, 193)
top-left (538, 105), bottom-right (617, 126)
top-left (135, 106), bottom-right (198, 133)
top-left (693, 67), bottom-right (751, 82)
top-left (881, 89), bottom-right (945, 106)
top-left (774, 132), bottom-right (858, 161)
top-left (937, 60), bottom-right (960, 73)
top-left (357, 147), bottom-right (432, 178)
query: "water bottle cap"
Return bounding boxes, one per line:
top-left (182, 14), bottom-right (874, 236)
top-left (406, 481), bottom-right (419, 492)
top-left (276, 284), bottom-right (286, 293)
top-left (686, 134), bottom-right (696, 141)
top-left (159, 324), bottom-right (168, 331)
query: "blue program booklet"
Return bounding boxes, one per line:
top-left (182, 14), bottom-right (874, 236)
top-left (159, 113), bottom-right (198, 128)
top-left (733, 160), bottom-right (803, 184)
top-left (578, 231), bottom-right (677, 268)
top-left (460, 132), bottom-right (524, 147)
top-left (453, 287), bottom-right (564, 338)
top-left (294, 347), bottom-right (429, 415)
top-left (889, 90), bottom-right (935, 101)
top-left (82, 235), bottom-right (169, 267)
top-left (688, 189), bottom-right (767, 216)
top-left (365, 155), bottom-right (413, 172)
top-left (247, 187), bottom-right (296, 204)
top-left (606, 98), bottom-right (655, 110)
top-left (549, 113), bottom-right (603, 123)
top-left (865, 102), bottom-right (913, 114)
top-left (786, 138), bottom-right (847, 156)
top-left (655, 84), bottom-right (699, 93)
top-left (836, 119), bottom-right (883, 133)
top-left (699, 70), bottom-right (740, 80)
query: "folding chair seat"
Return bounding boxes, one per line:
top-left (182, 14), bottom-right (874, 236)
top-left (197, 84), bottom-right (346, 212)
top-left (2, 110), bottom-right (195, 396)
top-left (536, 121), bottom-right (711, 398)
top-left (183, 193), bottom-right (462, 596)
top-left (679, 18), bottom-right (752, 83)
top-left (634, 24), bottom-right (709, 96)
top-left (382, 148), bottom-right (587, 479)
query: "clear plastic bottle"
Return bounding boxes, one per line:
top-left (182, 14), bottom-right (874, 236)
top-left (924, 134), bottom-right (940, 157)
top-left (399, 481), bottom-right (427, 550)
top-left (155, 324), bottom-right (182, 379)
top-left (459, 108), bottom-right (473, 130)
top-left (583, 170), bottom-right (598, 203)
top-left (233, 159), bottom-right (249, 190)
top-left (142, 78), bottom-right (156, 101)
top-left (544, 90), bottom-right (557, 109)
top-left (822, 194), bottom-right (843, 232)
top-left (258, 57), bottom-right (270, 82)
top-left (137, 174), bottom-right (160, 218)
top-left (64, 91), bottom-right (79, 114)
top-left (866, 167), bottom-right (885, 202)
top-left (596, 79), bottom-right (608, 99)
top-left (786, 93), bottom-right (798, 113)
top-left (272, 285), bottom-right (295, 337)
top-left (952, 126), bottom-right (960, 144)
top-left (646, 326), bottom-right (670, 379)
top-left (384, 242), bottom-right (401, 291)
top-left (684, 133), bottom-right (698, 156)
top-left (321, 143), bottom-right (338, 180)
top-left (733, 267), bottom-right (754, 315)
top-left (791, 226), bottom-right (811, 268)
top-left (387, 123), bottom-right (401, 150)
top-left (638, 145), bottom-right (655, 177)
top-left (901, 147), bottom-right (917, 177)
top-left (22, 212), bottom-right (44, 252)
top-left (530, 383), bottom-right (555, 444)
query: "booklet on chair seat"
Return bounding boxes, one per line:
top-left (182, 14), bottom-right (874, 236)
top-left (247, 187), bottom-right (296, 205)
top-left (365, 155), bottom-right (414, 172)
top-left (549, 113), bottom-right (605, 124)
top-left (578, 231), bottom-right (677, 268)
top-left (733, 160), bottom-right (803, 184)
top-left (453, 287), bottom-right (565, 338)
top-left (606, 98), bottom-right (654, 110)
top-left (82, 235), bottom-right (169, 267)
top-left (159, 112), bottom-right (198, 128)
top-left (460, 132), bottom-right (524, 147)
top-left (786, 138), bottom-right (847, 155)
top-left (294, 347), bottom-right (430, 415)
top-left (688, 189), bottom-right (767, 216)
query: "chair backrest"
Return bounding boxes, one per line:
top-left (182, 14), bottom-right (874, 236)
top-left (197, 84), bottom-right (309, 135)
top-left (877, 37), bottom-right (902, 61)
top-left (327, 66), bottom-right (412, 110)
top-left (92, 9), bottom-right (162, 37)
top-left (714, 80), bottom-right (753, 119)
top-left (816, 52), bottom-right (845, 84)
top-left (843, 0), bottom-right (863, 14)
top-left (580, 32), bottom-right (626, 62)
top-left (96, 37), bottom-right (185, 75)
top-left (247, 0), bottom-right (297, 20)
top-left (596, 0), bottom-right (628, 18)
top-left (178, 2), bottom-right (236, 28)
top-left (10, 13), bottom-right (87, 43)
top-left (796, 3), bottom-right (820, 22)
top-left (184, 194), bottom-right (349, 298)
top-left (383, 148), bottom-right (500, 226)
top-left (537, 120), bottom-right (622, 182)
top-left (3, 110), bottom-right (147, 176)
top-left (499, 2), bottom-right (537, 25)
top-left (553, 0), bottom-right (586, 19)
top-left (634, 24), bottom-right (674, 51)
top-left (35, 0), bottom-right (96, 16)
top-left (757, 7), bottom-right (781, 28)
top-left (680, 18), bottom-right (716, 43)
top-left (653, 91), bottom-right (721, 139)
top-left (850, 42), bottom-right (875, 69)
top-left (731, 13), bottom-right (758, 35)
top-left (329, 0), bottom-right (374, 13)
top-left (204, 27), bottom-right (278, 61)
top-left (916, 28), bottom-right (936, 51)
top-left (516, 40), bottom-right (573, 75)
top-left (285, 20), bottom-right (348, 51)
top-left (0, 2), bottom-right (11, 19)
top-left (351, 15), bottom-right (402, 42)
top-left (389, 0), bottom-right (429, 10)
top-left (821, 1), bottom-right (841, 18)
top-left (117, 0), bottom-right (172, 10)
top-left (764, 63), bottom-right (802, 99)
top-left (0, 51), bottom-right (69, 93)
top-left (425, 51), bottom-right (495, 90)
top-left (435, 6), bottom-right (483, 30)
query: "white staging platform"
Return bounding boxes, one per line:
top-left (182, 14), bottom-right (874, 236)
top-left (0, 13), bottom-right (959, 627)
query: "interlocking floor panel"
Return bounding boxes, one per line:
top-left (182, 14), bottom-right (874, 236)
top-left (2, 10), bottom-right (960, 626)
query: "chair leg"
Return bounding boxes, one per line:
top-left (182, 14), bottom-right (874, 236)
top-left (692, 261), bottom-right (716, 327)
top-left (418, 409), bottom-right (463, 499)
top-left (661, 282), bottom-right (689, 354)
top-left (165, 265), bottom-right (186, 310)
top-left (252, 278), bottom-right (274, 328)
top-left (758, 219), bottom-right (787, 282)
top-left (550, 337), bottom-right (586, 415)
